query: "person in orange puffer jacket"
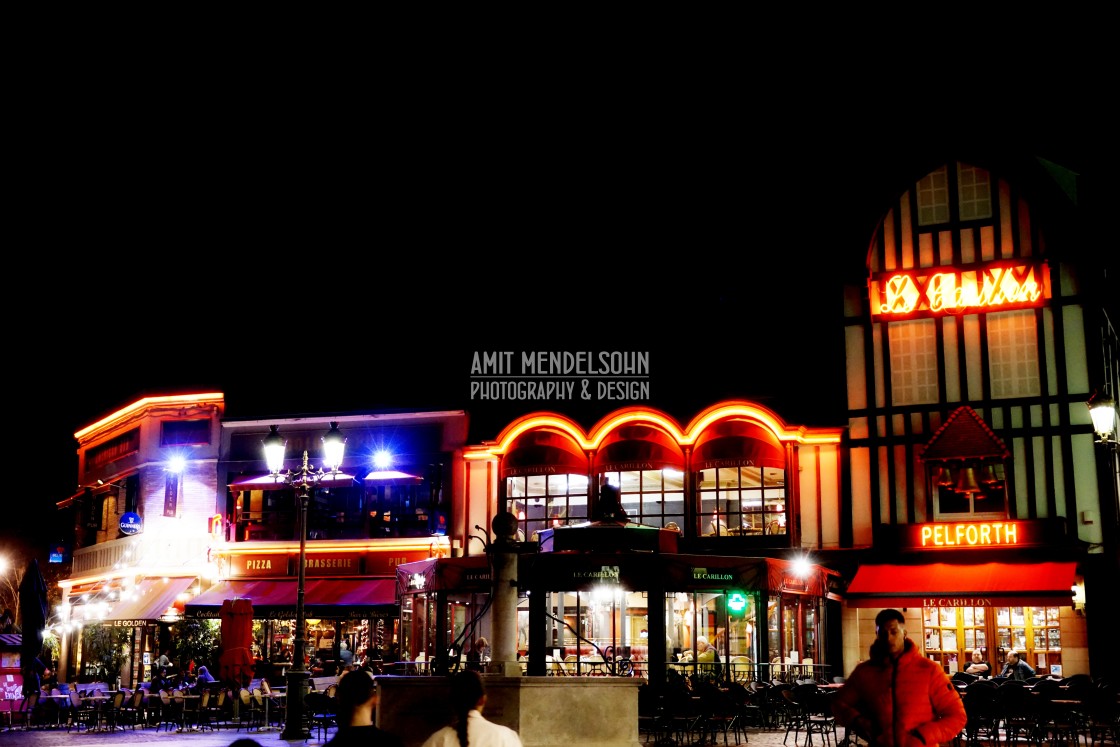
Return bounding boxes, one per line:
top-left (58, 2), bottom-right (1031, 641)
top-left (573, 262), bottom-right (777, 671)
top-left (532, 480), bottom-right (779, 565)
top-left (832, 609), bottom-right (966, 747)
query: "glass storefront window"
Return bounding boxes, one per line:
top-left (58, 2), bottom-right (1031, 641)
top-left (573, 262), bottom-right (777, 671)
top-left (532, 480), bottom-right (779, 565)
top-left (506, 473), bottom-right (589, 542)
top-left (697, 466), bottom-right (786, 536)
top-left (614, 469), bottom-right (685, 529)
top-left (923, 605), bottom-right (1060, 675)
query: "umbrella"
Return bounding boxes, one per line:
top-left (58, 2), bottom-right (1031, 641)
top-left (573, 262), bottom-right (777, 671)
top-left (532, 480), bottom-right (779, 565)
top-left (18, 558), bottom-right (48, 696)
top-left (219, 597), bottom-right (254, 687)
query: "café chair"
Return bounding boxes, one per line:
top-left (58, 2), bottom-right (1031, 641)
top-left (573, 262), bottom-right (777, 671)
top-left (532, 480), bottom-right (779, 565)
top-left (236, 687), bottom-right (263, 731)
top-left (155, 690), bottom-right (181, 733)
top-left (305, 690), bottom-right (337, 742)
top-left (119, 688), bottom-right (146, 729)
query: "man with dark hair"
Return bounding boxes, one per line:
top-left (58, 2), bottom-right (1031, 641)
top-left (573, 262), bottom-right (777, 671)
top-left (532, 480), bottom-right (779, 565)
top-left (999, 650), bottom-right (1036, 681)
top-left (833, 609), bottom-right (966, 747)
top-left (594, 474), bottom-right (628, 522)
top-left (326, 670), bottom-right (403, 746)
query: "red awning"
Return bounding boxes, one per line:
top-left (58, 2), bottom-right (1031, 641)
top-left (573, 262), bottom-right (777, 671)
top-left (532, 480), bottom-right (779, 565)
top-left (844, 562), bottom-right (1077, 608)
top-left (185, 577), bottom-right (396, 619)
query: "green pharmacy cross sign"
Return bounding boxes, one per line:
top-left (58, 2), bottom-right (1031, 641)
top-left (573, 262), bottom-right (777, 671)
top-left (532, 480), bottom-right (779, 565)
top-left (727, 592), bottom-right (748, 614)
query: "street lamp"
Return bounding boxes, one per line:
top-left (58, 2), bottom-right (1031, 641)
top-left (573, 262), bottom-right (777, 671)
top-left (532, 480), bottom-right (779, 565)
top-left (1088, 387), bottom-right (1118, 446)
top-left (263, 421), bottom-right (346, 740)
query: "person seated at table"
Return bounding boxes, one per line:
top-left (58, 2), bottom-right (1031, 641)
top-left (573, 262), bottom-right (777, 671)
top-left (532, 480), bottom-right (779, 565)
top-left (695, 636), bottom-right (722, 678)
top-left (999, 649), bottom-right (1036, 681)
top-left (196, 665), bottom-right (217, 686)
top-left (964, 648), bottom-right (993, 676)
top-left (466, 637), bottom-right (489, 672)
top-left (152, 666), bottom-right (174, 692)
top-left (339, 640), bottom-right (354, 667)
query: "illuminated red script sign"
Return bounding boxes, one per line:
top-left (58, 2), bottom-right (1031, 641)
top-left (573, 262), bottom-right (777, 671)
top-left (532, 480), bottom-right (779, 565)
top-left (871, 261), bottom-right (1047, 319)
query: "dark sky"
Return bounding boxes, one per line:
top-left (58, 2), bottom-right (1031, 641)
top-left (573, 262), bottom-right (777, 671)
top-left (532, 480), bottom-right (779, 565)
top-left (8, 133), bottom-right (1112, 560)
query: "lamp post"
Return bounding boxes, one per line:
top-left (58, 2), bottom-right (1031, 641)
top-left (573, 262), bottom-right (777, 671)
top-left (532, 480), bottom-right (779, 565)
top-left (263, 421), bottom-right (346, 741)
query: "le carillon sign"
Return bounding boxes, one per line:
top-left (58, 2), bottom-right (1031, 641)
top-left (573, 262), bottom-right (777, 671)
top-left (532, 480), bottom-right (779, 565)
top-left (870, 261), bottom-right (1047, 320)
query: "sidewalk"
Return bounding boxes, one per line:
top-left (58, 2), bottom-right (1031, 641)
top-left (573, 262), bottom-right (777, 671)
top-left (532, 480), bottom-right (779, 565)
top-left (0, 722), bottom-right (865, 747)
top-left (0, 724), bottom-right (315, 747)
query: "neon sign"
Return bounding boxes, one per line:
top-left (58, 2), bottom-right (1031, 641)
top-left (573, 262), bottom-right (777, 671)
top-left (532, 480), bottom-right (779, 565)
top-left (920, 522), bottom-right (1019, 547)
top-left (871, 261), bottom-right (1047, 318)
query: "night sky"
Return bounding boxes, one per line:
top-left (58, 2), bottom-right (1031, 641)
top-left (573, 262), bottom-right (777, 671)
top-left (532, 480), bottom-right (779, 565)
top-left (8, 129), bottom-right (1113, 562)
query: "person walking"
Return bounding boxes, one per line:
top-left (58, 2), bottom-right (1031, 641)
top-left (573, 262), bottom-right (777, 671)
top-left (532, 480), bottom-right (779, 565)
top-left (422, 670), bottom-right (522, 747)
top-left (326, 669), bottom-right (403, 746)
top-left (832, 608), bottom-right (966, 747)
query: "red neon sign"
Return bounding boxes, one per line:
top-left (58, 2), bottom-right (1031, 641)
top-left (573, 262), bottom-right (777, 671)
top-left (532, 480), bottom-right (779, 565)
top-left (871, 262), bottom-right (1047, 318)
top-left (919, 522), bottom-right (1019, 547)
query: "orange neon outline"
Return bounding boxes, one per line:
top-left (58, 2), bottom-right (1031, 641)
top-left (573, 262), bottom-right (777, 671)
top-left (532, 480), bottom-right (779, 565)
top-left (74, 392), bottom-right (225, 440)
top-left (464, 400), bottom-right (843, 459)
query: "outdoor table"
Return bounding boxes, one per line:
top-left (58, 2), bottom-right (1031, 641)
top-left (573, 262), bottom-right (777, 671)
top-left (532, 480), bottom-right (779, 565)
top-left (176, 693), bottom-right (202, 732)
top-left (41, 694), bottom-right (72, 728)
top-left (80, 694), bottom-right (113, 732)
top-left (258, 690), bottom-right (286, 731)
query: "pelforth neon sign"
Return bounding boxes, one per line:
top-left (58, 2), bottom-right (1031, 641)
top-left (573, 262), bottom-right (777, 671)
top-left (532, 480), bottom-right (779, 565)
top-left (920, 522), bottom-right (1019, 547)
top-left (871, 261), bottom-right (1047, 319)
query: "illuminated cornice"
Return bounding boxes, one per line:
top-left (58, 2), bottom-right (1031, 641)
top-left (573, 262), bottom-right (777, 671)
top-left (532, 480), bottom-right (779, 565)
top-left (75, 392), bottom-right (225, 441)
top-left (218, 537), bottom-right (445, 556)
top-left (468, 400), bottom-right (843, 459)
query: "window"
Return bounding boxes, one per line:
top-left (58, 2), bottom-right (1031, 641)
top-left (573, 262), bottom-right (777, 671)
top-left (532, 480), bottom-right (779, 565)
top-left (933, 463), bottom-right (1007, 520)
top-left (957, 163), bottom-right (992, 221)
top-left (917, 166), bottom-right (950, 225)
top-left (988, 310), bottom-right (1040, 398)
top-left (161, 419), bottom-right (211, 446)
top-left (697, 466), bottom-right (786, 536)
top-left (922, 605), bottom-right (987, 673)
top-left (615, 469), bottom-right (685, 530)
top-left (889, 319), bottom-right (939, 405)
top-left (86, 428), bottom-right (140, 471)
top-left (506, 473), bottom-right (590, 542)
top-left (996, 606), bottom-right (1062, 675)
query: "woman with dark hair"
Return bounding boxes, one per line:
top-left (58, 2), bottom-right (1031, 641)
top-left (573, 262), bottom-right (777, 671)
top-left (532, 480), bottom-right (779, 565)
top-left (421, 670), bottom-right (522, 747)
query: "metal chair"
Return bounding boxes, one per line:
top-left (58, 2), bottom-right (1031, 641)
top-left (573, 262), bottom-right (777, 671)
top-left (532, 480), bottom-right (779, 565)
top-left (118, 688), bottom-right (145, 729)
top-left (304, 690), bottom-right (337, 742)
top-left (960, 679), bottom-right (1000, 745)
top-left (236, 687), bottom-right (263, 731)
top-left (155, 690), bottom-right (181, 733)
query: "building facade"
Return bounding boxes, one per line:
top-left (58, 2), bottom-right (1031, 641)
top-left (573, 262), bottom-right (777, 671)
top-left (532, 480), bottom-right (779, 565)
top-left (836, 155), bottom-right (1117, 678)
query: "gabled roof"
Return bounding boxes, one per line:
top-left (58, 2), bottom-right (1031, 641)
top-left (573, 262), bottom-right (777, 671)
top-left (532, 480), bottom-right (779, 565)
top-left (920, 406), bottom-right (1010, 461)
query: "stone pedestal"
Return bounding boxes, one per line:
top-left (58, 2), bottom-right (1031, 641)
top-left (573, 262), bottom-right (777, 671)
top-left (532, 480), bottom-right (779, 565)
top-left (378, 675), bottom-right (642, 747)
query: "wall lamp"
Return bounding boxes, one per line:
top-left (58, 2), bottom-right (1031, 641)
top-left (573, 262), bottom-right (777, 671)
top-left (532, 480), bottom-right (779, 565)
top-left (1087, 387), bottom-right (1118, 446)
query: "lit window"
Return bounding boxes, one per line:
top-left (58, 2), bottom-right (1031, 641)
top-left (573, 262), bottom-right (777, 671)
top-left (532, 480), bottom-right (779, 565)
top-left (917, 166), bottom-right (950, 225)
top-left (957, 163), bottom-right (992, 220)
top-left (889, 319), bottom-right (939, 405)
top-left (988, 310), bottom-right (1040, 399)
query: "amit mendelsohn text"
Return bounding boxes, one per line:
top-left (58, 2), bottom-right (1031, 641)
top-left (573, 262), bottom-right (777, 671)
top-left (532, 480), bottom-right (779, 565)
top-left (470, 351), bottom-right (650, 401)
